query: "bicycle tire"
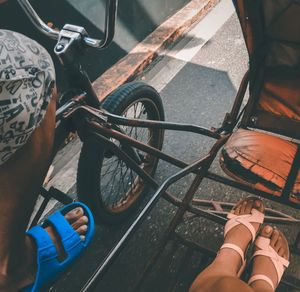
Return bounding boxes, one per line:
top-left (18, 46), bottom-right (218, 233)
top-left (77, 81), bottom-right (165, 223)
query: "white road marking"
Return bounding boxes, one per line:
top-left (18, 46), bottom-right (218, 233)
top-left (148, 0), bottom-right (235, 91)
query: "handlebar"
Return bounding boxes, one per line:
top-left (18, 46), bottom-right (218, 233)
top-left (17, 0), bottom-right (118, 49)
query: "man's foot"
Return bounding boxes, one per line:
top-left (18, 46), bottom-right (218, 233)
top-left (0, 206), bottom-right (89, 291)
top-left (249, 225), bottom-right (290, 292)
top-left (217, 197), bottom-right (265, 275)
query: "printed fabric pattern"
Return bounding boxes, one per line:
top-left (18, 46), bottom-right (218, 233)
top-left (0, 29), bottom-right (55, 165)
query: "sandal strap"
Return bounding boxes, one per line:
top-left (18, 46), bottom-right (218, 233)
top-left (23, 202), bottom-right (95, 292)
top-left (45, 212), bottom-right (82, 253)
top-left (254, 237), bottom-right (290, 269)
top-left (253, 236), bottom-right (290, 282)
top-left (26, 226), bottom-right (57, 262)
top-left (254, 237), bottom-right (290, 268)
top-left (220, 243), bottom-right (246, 276)
top-left (251, 236), bottom-right (290, 286)
top-left (248, 274), bottom-right (275, 290)
top-left (225, 209), bottom-right (264, 242)
top-left (220, 243), bottom-right (245, 265)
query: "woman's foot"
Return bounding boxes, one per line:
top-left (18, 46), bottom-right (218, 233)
top-left (249, 225), bottom-right (290, 292)
top-left (218, 197), bottom-right (265, 275)
top-left (0, 206), bottom-right (89, 291)
top-left (189, 197), bottom-right (265, 292)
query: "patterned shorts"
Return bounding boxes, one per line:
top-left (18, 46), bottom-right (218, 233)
top-left (0, 30), bottom-right (55, 165)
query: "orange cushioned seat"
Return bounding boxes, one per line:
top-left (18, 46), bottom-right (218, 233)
top-left (220, 129), bottom-right (300, 202)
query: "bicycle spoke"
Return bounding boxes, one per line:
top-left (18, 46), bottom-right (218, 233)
top-left (98, 98), bottom-right (161, 212)
top-left (119, 161), bottom-right (127, 201)
top-left (106, 158), bottom-right (120, 204)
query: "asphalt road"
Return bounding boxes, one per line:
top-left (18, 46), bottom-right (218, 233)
top-left (46, 1), bottom-right (300, 291)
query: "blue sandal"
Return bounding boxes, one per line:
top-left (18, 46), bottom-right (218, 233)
top-left (22, 202), bottom-right (95, 292)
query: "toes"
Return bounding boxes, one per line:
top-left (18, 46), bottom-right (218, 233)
top-left (71, 216), bottom-right (89, 230)
top-left (278, 247), bottom-right (285, 257)
top-left (65, 207), bottom-right (84, 223)
top-left (233, 198), bottom-right (247, 215)
top-left (254, 199), bottom-right (264, 213)
top-left (261, 225), bottom-right (273, 238)
top-left (245, 197), bottom-right (264, 214)
top-left (64, 207), bottom-right (89, 237)
top-left (241, 200), bottom-right (248, 214)
top-left (234, 203), bottom-right (242, 215)
top-left (232, 198), bottom-right (243, 215)
top-left (232, 197), bottom-right (264, 216)
top-left (244, 198), bottom-right (254, 214)
top-left (77, 224), bottom-right (88, 235)
top-left (270, 228), bottom-right (280, 247)
top-left (275, 235), bottom-right (283, 251)
top-left (262, 227), bottom-right (289, 260)
top-left (276, 230), bottom-right (290, 260)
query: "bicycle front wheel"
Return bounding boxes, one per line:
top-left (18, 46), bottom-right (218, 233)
top-left (77, 82), bottom-right (164, 223)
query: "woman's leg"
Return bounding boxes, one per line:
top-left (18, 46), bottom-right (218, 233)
top-left (189, 197), bottom-right (264, 292)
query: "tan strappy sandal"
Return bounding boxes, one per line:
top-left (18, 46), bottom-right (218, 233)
top-left (248, 230), bottom-right (290, 291)
top-left (220, 198), bottom-right (265, 276)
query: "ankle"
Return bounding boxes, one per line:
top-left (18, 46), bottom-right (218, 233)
top-left (215, 249), bottom-right (242, 274)
top-left (250, 281), bottom-right (274, 292)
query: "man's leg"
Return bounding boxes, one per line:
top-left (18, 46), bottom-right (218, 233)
top-left (0, 97), bottom-right (88, 290)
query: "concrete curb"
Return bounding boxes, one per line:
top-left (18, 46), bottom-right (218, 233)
top-left (93, 0), bottom-right (220, 101)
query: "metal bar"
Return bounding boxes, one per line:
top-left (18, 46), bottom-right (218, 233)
top-left (17, 0), bottom-right (119, 50)
top-left (106, 113), bottom-right (221, 139)
top-left (87, 131), bottom-right (160, 188)
top-left (83, 0), bottom-right (118, 49)
top-left (89, 120), bottom-right (190, 169)
top-left (56, 100), bottom-right (77, 121)
top-left (87, 124), bottom-right (206, 214)
top-left (29, 187), bottom-right (74, 226)
top-left (188, 199), bottom-right (300, 224)
top-left (163, 194), bottom-right (226, 225)
top-left (78, 105), bottom-right (221, 139)
top-left (29, 197), bottom-right (50, 228)
top-left (227, 70), bottom-right (249, 126)
top-left (206, 172), bottom-right (300, 209)
top-left (80, 138), bottom-right (227, 292)
top-left (47, 187), bottom-right (74, 205)
top-left (131, 137), bottom-right (228, 291)
top-left (17, 0), bottom-right (59, 40)
top-left (281, 146), bottom-right (300, 201)
top-left (187, 207), bottom-right (300, 225)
